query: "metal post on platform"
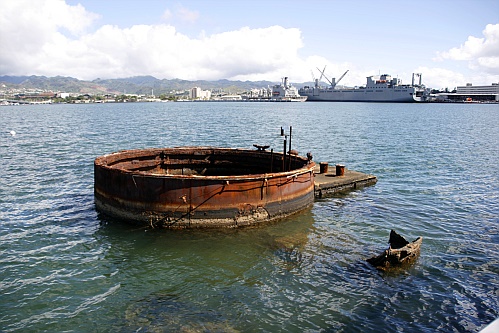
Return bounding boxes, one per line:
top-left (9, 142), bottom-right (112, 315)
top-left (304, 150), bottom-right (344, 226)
top-left (336, 164), bottom-right (345, 176)
top-left (288, 126), bottom-right (292, 171)
top-left (270, 149), bottom-right (274, 173)
top-left (320, 162), bottom-right (329, 174)
top-left (281, 126), bottom-right (293, 172)
top-left (283, 136), bottom-right (287, 172)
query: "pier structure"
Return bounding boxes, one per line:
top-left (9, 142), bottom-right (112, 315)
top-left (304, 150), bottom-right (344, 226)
top-left (94, 128), bottom-right (377, 228)
top-left (313, 162), bottom-right (377, 198)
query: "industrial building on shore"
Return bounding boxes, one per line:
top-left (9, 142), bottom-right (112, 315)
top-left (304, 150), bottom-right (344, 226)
top-left (435, 82), bottom-right (499, 102)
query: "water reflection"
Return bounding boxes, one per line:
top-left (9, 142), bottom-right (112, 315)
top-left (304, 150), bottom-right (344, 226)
top-left (118, 293), bottom-right (237, 332)
top-left (2, 103), bottom-right (497, 332)
top-left (95, 208), bottom-right (317, 331)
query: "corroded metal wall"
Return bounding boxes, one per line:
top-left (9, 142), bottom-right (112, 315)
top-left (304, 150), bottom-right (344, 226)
top-left (95, 147), bottom-right (315, 228)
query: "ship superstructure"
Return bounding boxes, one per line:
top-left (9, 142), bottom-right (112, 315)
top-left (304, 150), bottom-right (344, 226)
top-left (270, 77), bottom-right (307, 102)
top-left (242, 77), bottom-right (307, 102)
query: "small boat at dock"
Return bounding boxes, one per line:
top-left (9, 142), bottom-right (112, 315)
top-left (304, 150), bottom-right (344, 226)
top-left (367, 230), bottom-right (422, 270)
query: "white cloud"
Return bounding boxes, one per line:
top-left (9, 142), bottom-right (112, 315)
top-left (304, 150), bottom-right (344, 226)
top-left (0, 0), bottom-right (100, 76)
top-left (0, 0), bottom-right (98, 38)
top-left (176, 6), bottom-right (199, 23)
top-left (414, 67), bottom-right (466, 90)
top-left (436, 23), bottom-right (499, 75)
top-left (1, 0), bottom-right (496, 89)
top-left (202, 26), bottom-right (303, 80)
top-left (161, 9), bottom-right (173, 21)
top-left (161, 5), bottom-right (199, 24)
top-left (0, 0), bottom-right (307, 81)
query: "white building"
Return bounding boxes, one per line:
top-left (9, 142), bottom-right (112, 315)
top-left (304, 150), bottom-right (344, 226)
top-left (456, 83), bottom-right (499, 101)
top-left (435, 83), bottom-right (499, 102)
top-left (190, 87), bottom-right (212, 100)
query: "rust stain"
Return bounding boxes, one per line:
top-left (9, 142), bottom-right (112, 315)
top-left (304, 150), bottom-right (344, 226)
top-left (95, 147), bottom-right (315, 228)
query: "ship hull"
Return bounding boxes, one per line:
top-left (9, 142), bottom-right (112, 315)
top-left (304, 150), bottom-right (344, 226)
top-left (299, 71), bottom-right (427, 102)
top-left (300, 88), bottom-right (420, 102)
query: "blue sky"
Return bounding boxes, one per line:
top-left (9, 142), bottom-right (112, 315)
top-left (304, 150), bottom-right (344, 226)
top-left (1, 0), bottom-right (498, 89)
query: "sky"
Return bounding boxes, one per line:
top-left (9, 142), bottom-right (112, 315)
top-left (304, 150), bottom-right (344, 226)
top-left (1, 0), bottom-right (498, 90)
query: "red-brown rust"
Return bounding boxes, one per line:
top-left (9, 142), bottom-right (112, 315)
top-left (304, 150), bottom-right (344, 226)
top-left (94, 147), bottom-right (315, 228)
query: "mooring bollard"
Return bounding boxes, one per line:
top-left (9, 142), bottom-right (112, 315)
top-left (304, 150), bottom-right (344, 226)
top-left (336, 164), bottom-right (345, 176)
top-left (319, 162), bottom-right (329, 174)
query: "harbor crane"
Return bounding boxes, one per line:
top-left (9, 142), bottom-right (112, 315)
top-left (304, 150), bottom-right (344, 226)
top-left (316, 67), bottom-right (349, 89)
top-left (316, 66), bottom-right (333, 86)
top-left (335, 70), bottom-right (349, 88)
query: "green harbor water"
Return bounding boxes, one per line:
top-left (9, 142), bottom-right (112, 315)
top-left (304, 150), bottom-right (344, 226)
top-left (1, 102), bottom-right (498, 332)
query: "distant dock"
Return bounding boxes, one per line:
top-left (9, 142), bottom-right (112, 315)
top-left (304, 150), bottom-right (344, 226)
top-left (313, 163), bottom-right (377, 198)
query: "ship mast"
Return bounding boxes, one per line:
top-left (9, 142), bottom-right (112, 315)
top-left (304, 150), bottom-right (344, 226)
top-left (412, 73), bottom-right (422, 86)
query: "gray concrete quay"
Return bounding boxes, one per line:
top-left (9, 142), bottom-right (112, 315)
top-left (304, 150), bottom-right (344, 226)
top-left (313, 164), bottom-right (377, 199)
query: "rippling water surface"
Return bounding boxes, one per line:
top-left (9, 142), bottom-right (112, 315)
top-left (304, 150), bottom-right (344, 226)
top-left (1, 102), bottom-right (498, 332)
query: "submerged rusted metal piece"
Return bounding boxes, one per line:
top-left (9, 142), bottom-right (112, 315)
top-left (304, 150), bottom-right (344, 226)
top-left (367, 230), bottom-right (423, 271)
top-left (94, 147), bottom-right (315, 228)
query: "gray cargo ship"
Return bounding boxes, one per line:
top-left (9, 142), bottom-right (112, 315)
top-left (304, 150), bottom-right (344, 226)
top-left (299, 68), bottom-right (429, 102)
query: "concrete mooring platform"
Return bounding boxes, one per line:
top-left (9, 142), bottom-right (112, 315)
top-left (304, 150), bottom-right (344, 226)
top-left (313, 163), bottom-right (377, 199)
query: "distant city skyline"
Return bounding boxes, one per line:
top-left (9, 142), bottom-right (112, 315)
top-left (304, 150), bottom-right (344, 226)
top-left (1, 0), bottom-right (498, 90)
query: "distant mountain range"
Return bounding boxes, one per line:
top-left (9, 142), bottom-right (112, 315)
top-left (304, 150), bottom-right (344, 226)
top-left (0, 75), bottom-right (310, 95)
